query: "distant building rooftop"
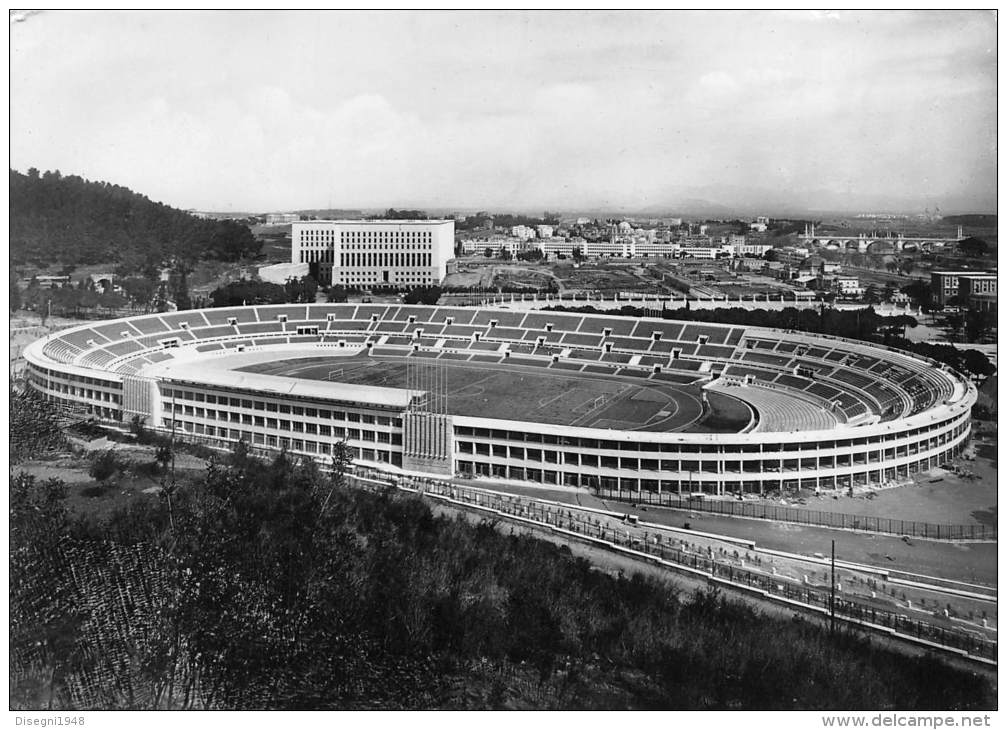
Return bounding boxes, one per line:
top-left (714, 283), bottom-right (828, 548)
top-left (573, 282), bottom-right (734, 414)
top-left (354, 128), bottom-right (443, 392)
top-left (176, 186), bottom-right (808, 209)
top-left (292, 219), bottom-right (453, 226)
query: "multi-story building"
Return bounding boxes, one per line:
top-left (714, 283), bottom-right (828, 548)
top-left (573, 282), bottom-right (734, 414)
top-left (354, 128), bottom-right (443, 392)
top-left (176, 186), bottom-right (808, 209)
top-left (292, 220), bottom-right (455, 289)
top-left (633, 240), bottom-right (677, 258)
top-left (932, 271), bottom-right (997, 308)
top-left (834, 277), bottom-right (864, 298)
top-left (265, 212), bottom-right (300, 223)
top-left (540, 237), bottom-right (632, 258)
top-left (511, 225), bottom-right (537, 241)
top-left (675, 244), bottom-right (729, 260)
top-left (536, 225), bottom-right (554, 239)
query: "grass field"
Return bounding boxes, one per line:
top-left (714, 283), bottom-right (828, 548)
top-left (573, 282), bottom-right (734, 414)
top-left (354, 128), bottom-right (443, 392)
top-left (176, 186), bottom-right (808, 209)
top-left (237, 353), bottom-right (710, 432)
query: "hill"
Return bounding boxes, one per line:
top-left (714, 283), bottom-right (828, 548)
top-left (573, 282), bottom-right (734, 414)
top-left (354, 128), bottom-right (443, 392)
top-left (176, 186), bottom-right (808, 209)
top-left (943, 214), bottom-right (997, 228)
top-left (9, 168), bottom-right (260, 272)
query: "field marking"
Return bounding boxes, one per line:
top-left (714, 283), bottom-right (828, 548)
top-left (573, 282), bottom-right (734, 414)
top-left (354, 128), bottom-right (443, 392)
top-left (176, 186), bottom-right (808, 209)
top-left (569, 384), bottom-right (632, 426)
top-left (238, 353), bottom-right (710, 433)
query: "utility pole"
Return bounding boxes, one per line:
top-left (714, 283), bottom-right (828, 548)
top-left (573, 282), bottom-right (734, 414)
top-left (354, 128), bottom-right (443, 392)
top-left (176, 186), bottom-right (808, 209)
top-left (830, 539), bottom-right (836, 636)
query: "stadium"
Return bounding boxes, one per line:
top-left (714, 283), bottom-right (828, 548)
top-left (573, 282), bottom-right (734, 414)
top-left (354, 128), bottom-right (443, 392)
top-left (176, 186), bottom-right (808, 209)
top-left (23, 303), bottom-right (976, 496)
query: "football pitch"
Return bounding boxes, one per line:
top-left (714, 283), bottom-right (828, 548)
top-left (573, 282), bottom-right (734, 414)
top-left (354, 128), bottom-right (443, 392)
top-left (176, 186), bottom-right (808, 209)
top-left (237, 353), bottom-right (711, 432)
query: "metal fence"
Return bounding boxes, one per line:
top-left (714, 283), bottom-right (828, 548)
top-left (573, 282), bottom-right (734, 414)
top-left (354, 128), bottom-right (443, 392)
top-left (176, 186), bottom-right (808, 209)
top-left (346, 470), bottom-right (995, 664)
top-left (597, 489), bottom-right (995, 542)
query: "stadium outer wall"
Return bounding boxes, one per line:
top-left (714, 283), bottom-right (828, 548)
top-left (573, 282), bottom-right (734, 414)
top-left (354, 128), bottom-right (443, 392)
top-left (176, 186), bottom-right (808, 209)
top-left (22, 304), bottom-right (976, 496)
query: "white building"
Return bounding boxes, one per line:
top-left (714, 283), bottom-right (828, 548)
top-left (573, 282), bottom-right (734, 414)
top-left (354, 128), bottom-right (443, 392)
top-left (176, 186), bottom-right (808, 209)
top-left (292, 219), bottom-right (455, 289)
top-left (536, 224), bottom-right (554, 239)
top-left (729, 242), bottom-right (774, 257)
top-left (835, 277), bottom-right (864, 298)
top-left (266, 213), bottom-right (300, 225)
top-left (512, 225), bottom-right (537, 241)
top-left (675, 244), bottom-right (730, 260)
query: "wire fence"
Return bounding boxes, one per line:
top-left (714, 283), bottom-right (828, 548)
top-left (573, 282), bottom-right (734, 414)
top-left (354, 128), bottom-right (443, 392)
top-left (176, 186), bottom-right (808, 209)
top-left (596, 488), bottom-right (996, 542)
top-left (347, 469), bottom-right (996, 664)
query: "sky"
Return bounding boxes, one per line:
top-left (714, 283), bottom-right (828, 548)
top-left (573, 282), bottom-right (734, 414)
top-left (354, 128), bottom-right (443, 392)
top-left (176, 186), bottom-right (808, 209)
top-left (10, 10), bottom-right (998, 214)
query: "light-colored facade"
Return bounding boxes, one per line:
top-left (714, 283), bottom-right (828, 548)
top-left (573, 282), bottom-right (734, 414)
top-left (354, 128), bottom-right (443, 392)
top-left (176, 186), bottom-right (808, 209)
top-left (536, 225), bottom-right (554, 239)
top-left (266, 213), bottom-right (300, 225)
top-left (292, 219), bottom-right (455, 289)
top-left (511, 225), bottom-right (537, 241)
top-left (932, 271), bottom-right (998, 308)
top-left (24, 304), bottom-right (974, 497)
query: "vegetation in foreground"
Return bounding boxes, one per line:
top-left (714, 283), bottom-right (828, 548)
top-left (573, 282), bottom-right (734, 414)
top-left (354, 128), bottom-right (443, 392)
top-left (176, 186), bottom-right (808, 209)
top-left (10, 436), bottom-right (994, 710)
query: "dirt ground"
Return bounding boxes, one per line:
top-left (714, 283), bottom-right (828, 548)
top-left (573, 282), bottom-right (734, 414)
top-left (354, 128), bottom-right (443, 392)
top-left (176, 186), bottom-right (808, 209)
top-left (15, 441), bottom-right (210, 520)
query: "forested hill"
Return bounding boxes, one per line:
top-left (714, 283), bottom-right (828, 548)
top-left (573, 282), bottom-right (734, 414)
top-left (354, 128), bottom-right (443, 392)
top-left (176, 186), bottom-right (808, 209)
top-left (10, 168), bottom-right (260, 270)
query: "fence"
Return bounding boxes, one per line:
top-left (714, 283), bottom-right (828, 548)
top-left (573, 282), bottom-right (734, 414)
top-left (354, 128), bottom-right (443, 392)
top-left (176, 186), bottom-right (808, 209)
top-left (347, 469), bottom-right (996, 664)
top-left (597, 489), bottom-right (995, 542)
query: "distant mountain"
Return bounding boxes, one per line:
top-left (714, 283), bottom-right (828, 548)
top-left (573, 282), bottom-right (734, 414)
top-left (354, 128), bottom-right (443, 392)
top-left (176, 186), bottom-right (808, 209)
top-left (10, 168), bottom-right (260, 270)
top-left (293, 209), bottom-right (365, 219)
top-left (943, 214), bottom-right (996, 228)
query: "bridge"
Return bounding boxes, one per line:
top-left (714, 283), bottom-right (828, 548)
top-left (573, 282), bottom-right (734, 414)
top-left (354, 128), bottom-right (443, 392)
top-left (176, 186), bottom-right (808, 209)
top-left (798, 224), bottom-right (965, 253)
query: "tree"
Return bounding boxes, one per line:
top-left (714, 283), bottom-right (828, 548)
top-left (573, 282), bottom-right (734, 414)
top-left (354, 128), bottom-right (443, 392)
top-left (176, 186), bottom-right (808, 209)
top-left (863, 284), bottom-right (882, 304)
top-left (403, 286), bottom-right (442, 305)
top-left (961, 349), bottom-right (995, 380)
top-left (155, 443), bottom-right (173, 473)
top-left (945, 312), bottom-right (965, 342)
top-left (572, 246), bottom-right (585, 262)
top-left (326, 285), bottom-right (348, 303)
top-left (284, 275), bottom-right (318, 304)
top-left (958, 237), bottom-right (989, 258)
top-left (169, 267), bottom-right (192, 310)
top-left (484, 247), bottom-right (495, 258)
top-left (88, 449), bottom-right (122, 484)
top-left (10, 271), bottom-right (22, 312)
top-left (210, 279), bottom-right (288, 307)
top-left (498, 249), bottom-right (513, 261)
top-left (964, 308), bottom-right (995, 343)
top-left (120, 277), bottom-right (156, 310)
top-left (900, 280), bottom-right (933, 310)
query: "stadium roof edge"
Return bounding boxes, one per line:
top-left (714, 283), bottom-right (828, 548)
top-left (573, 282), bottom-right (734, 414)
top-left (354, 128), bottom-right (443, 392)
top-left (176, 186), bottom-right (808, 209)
top-left (141, 360), bottom-right (417, 408)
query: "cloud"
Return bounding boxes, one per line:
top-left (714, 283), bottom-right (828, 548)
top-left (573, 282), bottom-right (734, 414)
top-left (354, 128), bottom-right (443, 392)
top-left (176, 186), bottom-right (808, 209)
top-left (9, 11), bottom-right (998, 212)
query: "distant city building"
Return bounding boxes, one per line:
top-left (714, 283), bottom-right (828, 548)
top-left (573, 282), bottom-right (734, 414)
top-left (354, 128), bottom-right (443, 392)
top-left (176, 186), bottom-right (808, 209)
top-left (931, 270), bottom-right (997, 308)
top-left (633, 240), bottom-right (677, 257)
top-left (535, 224), bottom-right (554, 239)
top-left (266, 213), bottom-right (300, 225)
top-left (575, 217), bottom-right (592, 226)
top-left (834, 277), bottom-right (864, 298)
top-left (675, 244), bottom-right (730, 260)
top-left (291, 219), bottom-right (454, 289)
top-left (957, 273), bottom-right (998, 309)
top-left (511, 225), bottom-right (537, 241)
top-left (25, 274), bottom-right (71, 289)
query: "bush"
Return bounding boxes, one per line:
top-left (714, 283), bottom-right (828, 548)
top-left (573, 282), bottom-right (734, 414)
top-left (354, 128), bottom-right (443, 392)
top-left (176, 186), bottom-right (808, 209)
top-left (88, 449), bottom-right (122, 483)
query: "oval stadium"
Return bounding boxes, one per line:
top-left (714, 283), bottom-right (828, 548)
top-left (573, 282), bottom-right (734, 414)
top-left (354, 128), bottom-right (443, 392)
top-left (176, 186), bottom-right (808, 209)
top-left (23, 303), bottom-right (976, 496)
